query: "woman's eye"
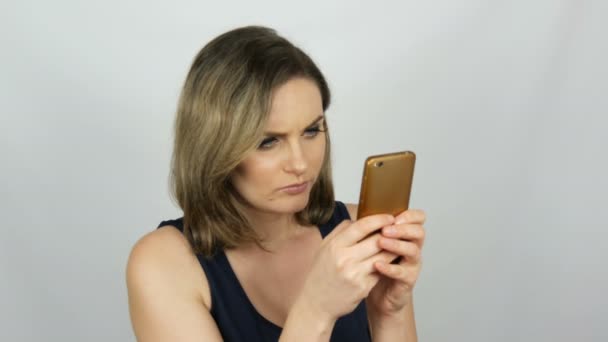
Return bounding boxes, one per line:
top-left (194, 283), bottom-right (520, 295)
top-left (258, 126), bottom-right (323, 150)
top-left (304, 126), bottom-right (322, 137)
top-left (258, 137), bottom-right (277, 149)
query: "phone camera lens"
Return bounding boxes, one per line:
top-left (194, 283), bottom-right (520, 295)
top-left (375, 161), bottom-right (384, 167)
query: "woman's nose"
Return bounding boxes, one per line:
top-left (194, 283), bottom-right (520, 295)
top-left (284, 143), bottom-right (308, 175)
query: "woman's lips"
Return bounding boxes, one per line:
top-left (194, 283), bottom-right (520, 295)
top-left (279, 182), bottom-right (309, 194)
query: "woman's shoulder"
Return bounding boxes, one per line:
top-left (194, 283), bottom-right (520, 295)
top-left (126, 224), bottom-right (212, 309)
top-left (126, 225), bottom-right (222, 340)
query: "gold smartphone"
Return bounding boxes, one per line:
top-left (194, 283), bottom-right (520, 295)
top-left (356, 151), bottom-right (416, 219)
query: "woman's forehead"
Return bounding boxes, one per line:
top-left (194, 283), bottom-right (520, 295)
top-left (265, 78), bottom-right (324, 131)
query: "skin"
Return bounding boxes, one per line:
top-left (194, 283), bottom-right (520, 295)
top-left (126, 77), bottom-right (426, 341)
top-left (364, 208), bottom-right (426, 341)
top-left (230, 77), bottom-right (327, 249)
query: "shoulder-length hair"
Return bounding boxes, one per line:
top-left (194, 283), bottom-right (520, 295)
top-left (169, 26), bottom-right (335, 257)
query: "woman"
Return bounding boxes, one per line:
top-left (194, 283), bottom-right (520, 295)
top-left (126, 25), bottom-right (426, 341)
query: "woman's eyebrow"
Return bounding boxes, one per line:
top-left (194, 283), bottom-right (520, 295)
top-left (263, 115), bottom-right (324, 137)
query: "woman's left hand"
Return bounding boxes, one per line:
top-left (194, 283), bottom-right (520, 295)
top-left (366, 209), bottom-right (426, 317)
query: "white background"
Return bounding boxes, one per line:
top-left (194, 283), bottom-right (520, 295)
top-left (1, 0), bottom-right (606, 341)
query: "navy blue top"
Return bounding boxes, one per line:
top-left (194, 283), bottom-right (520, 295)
top-left (157, 201), bottom-right (371, 342)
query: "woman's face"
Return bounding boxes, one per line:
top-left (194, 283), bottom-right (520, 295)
top-left (231, 77), bottom-right (327, 214)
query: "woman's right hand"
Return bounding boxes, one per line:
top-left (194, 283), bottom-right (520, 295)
top-left (293, 214), bottom-right (398, 323)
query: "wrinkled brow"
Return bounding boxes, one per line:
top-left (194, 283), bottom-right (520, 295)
top-left (263, 115), bottom-right (324, 137)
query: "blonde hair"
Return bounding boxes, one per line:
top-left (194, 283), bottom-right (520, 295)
top-left (170, 26), bottom-right (335, 257)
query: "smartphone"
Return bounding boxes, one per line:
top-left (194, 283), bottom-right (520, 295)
top-left (356, 151), bottom-right (416, 219)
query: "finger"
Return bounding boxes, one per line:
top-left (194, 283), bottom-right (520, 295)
top-left (348, 233), bottom-right (401, 262)
top-left (324, 219), bottom-right (353, 241)
top-left (395, 209), bottom-right (426, 225)
top-left (377, 238), bottom-right (421, 263)
top-left (346, 233), bottom-right (383, 261)
top-left (374, 262), bottom-right (412, 284)
top-left (362, 250), bottom-right (400, 273)
top-left (335, 214), bottom-right (395, 247)
top-left (381, 224), bottom-right (425, 243)
top-left (363, 272), bottom-right (381, 294)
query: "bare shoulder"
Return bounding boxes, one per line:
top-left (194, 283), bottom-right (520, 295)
top-left (344, 202), bottom-right (358, 220)
top-left (126, 225), bottom-right (221, 341)
top-left (127, 226), bottom-right (207, 297)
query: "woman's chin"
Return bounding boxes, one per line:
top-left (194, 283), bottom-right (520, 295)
top-left (272, 194), bottom-right (311, 213)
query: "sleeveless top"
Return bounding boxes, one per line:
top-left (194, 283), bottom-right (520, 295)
top-left (157, 201), bottom-right (372, 342)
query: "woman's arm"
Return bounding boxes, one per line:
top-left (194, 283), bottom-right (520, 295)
top-left (367, 296), bottom-right (417, 342)
top-left (279, 297), bottom-right (337, 342)
top-left (345, 203), bottom-right (419, 341)
top-left (126, 228), bottom-right (223, 342)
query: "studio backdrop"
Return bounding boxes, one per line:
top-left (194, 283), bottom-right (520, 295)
top-left (1, 1), bottom-right (606, 341)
